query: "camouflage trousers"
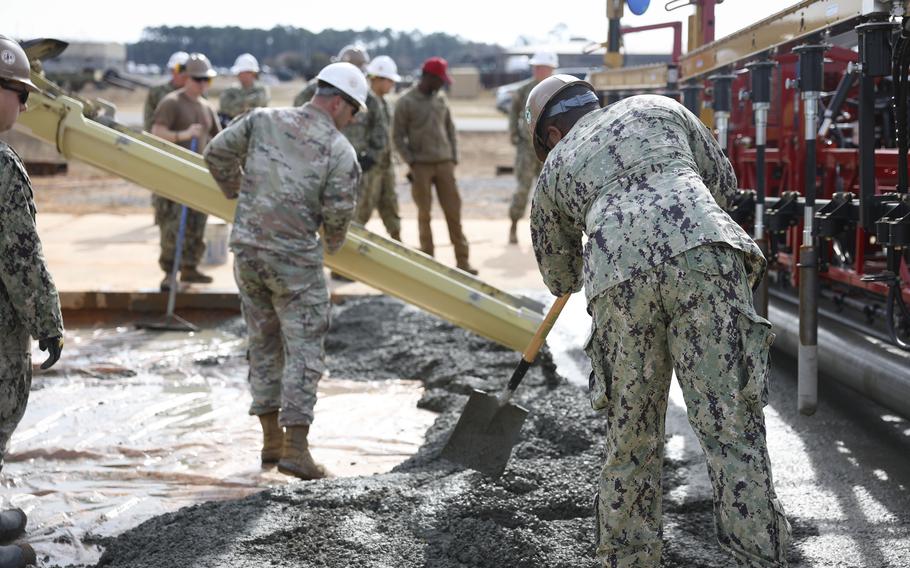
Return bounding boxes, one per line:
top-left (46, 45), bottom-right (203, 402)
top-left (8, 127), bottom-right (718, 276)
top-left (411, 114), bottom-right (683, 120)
top-left (356, 162), bottom-right (401, 238)
top-left (233, 246), bottom-right (330, 427)
top-left (154, 195), bottom-right (208, 273)
top-left (586, 243), bottom-right (790, 568)
top-left (0, 350), bottom-right (32, 469)
top-left (508, 149), bottom-right (542, 222)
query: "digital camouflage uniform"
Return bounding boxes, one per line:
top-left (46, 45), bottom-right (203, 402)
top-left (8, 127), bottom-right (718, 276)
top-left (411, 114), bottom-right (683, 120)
top-left (508, 79), bottom-right (543, 222)
top-left (530, 95), bottom-right (790, 567)
top-left (203, 104), bottom-right (359, 426)
top-left (0, 143), bottom-right (64, 467)
top-left (295, 83), bottom-right (397, 234)
top-left (151, 89), bottom-right (221, 273)
top-left (218, 83), bottom-right (271, 122)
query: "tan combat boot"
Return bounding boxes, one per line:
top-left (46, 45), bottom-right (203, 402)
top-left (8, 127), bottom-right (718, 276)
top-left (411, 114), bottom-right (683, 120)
top-left (277, 425), bottom-right (328, 480)
top-left (258, 412), bottom-right (282, 465)
top-left (508, 221), bottom-right (518, 245)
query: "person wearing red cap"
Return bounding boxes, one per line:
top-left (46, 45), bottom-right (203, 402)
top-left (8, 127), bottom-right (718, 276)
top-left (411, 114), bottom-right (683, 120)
top-left (393, 57), bottom-right (478, 275)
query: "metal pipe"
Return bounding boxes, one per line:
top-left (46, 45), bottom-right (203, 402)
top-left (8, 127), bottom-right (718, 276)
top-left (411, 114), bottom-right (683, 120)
top-left (747, 58), bottom-right (776, 319)
top-left (681, 81), bottom-right (703, 116)
top-left (793, 43), bottom-right (826, 416)
top-left (768, 299), bottom-right (910, 420)
top-left (708, 73), bottom-right (735, 153)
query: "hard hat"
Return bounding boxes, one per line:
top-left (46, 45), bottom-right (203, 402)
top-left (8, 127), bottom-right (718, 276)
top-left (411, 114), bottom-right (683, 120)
top-left (0, 34), bottom-right (39, 93)
top-left (231, 53), bottom-right (260, 74)
top-left (529, 51), bottom-right (559, 68)
top-left (333, 45), bottom-right (370, 69)
top-left (316, 62), bottom-right (369, 111)
top-left (366, 55), bottom-right (401, 82)
top-left (422, 57), bottom-right (452, 84)
top-left (525, 74), bottom-right (596, 161)
top-left (166, 51), bottom-right (189, 71)
top-left (184, 53), bottom-right (217, 78)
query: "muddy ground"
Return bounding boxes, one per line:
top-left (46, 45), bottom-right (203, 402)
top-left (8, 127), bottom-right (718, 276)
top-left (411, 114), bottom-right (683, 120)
top-left (85, 296), bottom-right (738, 568)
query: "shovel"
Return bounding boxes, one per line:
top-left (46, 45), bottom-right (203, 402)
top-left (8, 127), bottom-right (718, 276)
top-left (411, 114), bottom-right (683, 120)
top-left (441, 293), bottom-right (571, 477)
top-left (137, 139), bottom-right (199, 332)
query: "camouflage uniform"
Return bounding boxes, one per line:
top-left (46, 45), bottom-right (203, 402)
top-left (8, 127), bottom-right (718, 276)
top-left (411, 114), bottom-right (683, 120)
top-left (0, 143), bottom-right (64, 466)
top-left (530, 95), bottom-right (790, 567)
top-left (203, 104), bottom-right (359, 426)
top-left (151, 89), bottom-right (221, 273)
top-left (144, 80), bottom-right (180, 235)
top-left (298, 80), bottom-right (398, 235)
top-left (218, 83), bottom-right (271, 122)
top-left (508, 79), bottom-right (543, 222)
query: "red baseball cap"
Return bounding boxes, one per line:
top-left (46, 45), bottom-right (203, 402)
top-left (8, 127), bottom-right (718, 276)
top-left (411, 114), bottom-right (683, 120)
top-left (422, 57), bottom-right (452, 84)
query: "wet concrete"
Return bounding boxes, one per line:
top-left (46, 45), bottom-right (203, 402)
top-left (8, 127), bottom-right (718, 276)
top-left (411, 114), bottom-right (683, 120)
top-left (12, 295), bottom-right (910, 567)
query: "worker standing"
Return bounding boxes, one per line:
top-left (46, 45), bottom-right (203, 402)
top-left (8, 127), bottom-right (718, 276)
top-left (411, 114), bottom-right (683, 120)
top-left (393, 57), bottom-right (477, 274)
top-left (0, 33), bottom-right (63, 568)
top-left (507, 51), bottom-right (557, 244)
top-left (203, 62), bottom-right (365, 480)
top-left (218, 53), bottom-right (270, 127)
top-left (359, 55), bottom-right (402, 240)
top-left (143, 51), bottom-right (188, 131)
top-left (150, 53), bottom-right (221, 290)
top-left (526, 78), bottom-right (791, 567)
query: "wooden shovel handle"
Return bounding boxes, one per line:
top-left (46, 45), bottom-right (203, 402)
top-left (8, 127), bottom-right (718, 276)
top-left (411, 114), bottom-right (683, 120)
top-left (505, 293), bottom-right (571, 394)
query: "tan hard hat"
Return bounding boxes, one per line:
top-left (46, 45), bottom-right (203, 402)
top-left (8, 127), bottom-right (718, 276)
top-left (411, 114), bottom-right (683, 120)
top-left (184, 53), bottom-right (217, 78)
top-left (334, 45), bottom-right (370, 69)
top-left (0, 34), bottom-right (39, 93)
top-left (525, 74), bottom-right (595, 161)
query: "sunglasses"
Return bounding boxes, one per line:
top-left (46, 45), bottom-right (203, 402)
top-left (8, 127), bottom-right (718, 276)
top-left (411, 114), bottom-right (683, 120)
top-left (342, 95), bottom-right (359, 116)
top-left (191, 76), bottom-right (212, 84)
top-left (1, 83), bottom-right (29, 104)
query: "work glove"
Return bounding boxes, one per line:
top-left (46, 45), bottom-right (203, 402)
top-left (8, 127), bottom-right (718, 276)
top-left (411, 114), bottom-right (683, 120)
top-left (358, 153), bottom-right (376, 172)
top-left (38, 335), bottom-right (64, 370)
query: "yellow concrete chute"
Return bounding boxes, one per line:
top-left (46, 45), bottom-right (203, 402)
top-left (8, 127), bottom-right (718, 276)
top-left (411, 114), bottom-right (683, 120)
top-left (16, 88), bottom-right (543, 351)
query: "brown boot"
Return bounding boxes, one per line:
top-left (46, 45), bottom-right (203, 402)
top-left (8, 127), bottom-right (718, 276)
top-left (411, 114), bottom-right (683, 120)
top-left (389, 230), bottom-right (401, 242)
top-left (180, 267), bottom-right (213, 284)
top-left (258, 412), bottom-right (282, 465)
top-left (277, 425), bottom-right (328, 480)
top-left (457, 263), bottom-right (479, 276)
top-left (508, 220), bottom-right (518, 244)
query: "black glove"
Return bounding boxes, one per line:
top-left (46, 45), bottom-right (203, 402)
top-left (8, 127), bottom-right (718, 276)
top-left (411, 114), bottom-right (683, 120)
top-left (358, 153), bottom-right (376, 172)
top-left (38, 335), bottom-right (63, 370)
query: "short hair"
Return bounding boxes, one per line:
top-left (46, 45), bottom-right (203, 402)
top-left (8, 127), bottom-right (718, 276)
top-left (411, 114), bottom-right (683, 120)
top-left (537, 84), bottom-right (600, 141)
top-left (315, 80), bottom-right (359, 108)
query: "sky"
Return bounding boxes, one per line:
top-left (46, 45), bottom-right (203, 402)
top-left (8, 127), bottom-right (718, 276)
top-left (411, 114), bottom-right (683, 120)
top-left (2, 1), bottom-right (800, 54)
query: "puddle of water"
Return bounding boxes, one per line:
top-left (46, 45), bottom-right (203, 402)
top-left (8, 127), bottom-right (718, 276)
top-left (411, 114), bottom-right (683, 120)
top-left (1, 326), bottom-right (436, 566)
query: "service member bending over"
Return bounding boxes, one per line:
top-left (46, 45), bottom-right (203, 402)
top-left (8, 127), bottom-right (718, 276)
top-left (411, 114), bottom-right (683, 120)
top-left (526, 77), bottom-right (791, 567)
top-left (204, 62), bottom-right (365, 480)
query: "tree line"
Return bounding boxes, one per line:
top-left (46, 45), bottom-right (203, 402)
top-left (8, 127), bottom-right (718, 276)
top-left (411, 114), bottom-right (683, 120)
top-left (127, 26), bottom-right (504, 78)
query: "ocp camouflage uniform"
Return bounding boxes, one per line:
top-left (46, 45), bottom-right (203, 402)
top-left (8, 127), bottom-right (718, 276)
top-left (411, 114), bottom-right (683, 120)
top-left (530, 95), bottom-right (790, 567)
top-left (295, 82), bottom-right (395, 234)
top-left (203, 104), bottom-right (359, 426)
top-left (508, 79), bottom-right (543, 222)
top-left (218, 83), bottom-right (271, 121)
top-left (0, 143), bottom-right (64, 467)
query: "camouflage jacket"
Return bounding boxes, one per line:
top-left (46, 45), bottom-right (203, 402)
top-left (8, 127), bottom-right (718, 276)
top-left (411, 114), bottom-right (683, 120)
top-left (393, 87), bottom-right (457, 165)
top-left (530, 94), bottom-right (764, 303)
top-left (203, 104), bottom-right (360, 265)
top-left (143, 80), bottom-right (179, 131)
top-left (295, 81), bottom-right (387, 163)
top-left (509, 79), bottom-right (538, 152)
top-left (218, 83), bottom-right (271, 119)
top-left (375, 94), bottom-right (394, 167)
top-left (0, 143), bottom-right (64, 353)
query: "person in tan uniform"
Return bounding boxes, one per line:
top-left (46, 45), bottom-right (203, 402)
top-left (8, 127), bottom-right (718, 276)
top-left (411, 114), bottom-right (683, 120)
top-left (393, 57), bottom-right (477, 275)
top-left (150, 53), bottom-right (221, 289)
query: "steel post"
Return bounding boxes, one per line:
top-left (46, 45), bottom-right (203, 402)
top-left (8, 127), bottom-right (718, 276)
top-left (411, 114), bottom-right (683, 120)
top-left (747, 59), bottom-right (776, 319)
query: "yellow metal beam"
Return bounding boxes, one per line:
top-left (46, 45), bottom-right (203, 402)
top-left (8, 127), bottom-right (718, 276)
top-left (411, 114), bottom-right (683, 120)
top-left (16, 91), bottom-right (543, 351)
top-left (679, 0), bottom-right (865, 79)
top-left (588, 63), bottom-right (670, 92)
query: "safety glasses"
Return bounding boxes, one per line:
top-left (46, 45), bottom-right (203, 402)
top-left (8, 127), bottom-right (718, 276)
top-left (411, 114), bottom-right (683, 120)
top-left (1, 82), bottom-right (29, 104)
top-left (191, 76), bottom-right (212, 84)
top-left (341, 94), bottom-right (360, 117)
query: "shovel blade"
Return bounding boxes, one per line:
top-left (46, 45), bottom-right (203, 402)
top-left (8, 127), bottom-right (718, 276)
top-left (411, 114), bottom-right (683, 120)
top-left (440, 388), bottom-right (529, 478)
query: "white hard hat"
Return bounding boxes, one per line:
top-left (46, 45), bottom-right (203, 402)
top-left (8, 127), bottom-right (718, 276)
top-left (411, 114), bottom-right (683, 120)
top-left (366, 55), bottom-right (401, 82)
top-left (166, 51), bottom-right (189, 71)
top-left (231, 53), bottom-right (260, 74)
top-left (529, 51), bottom-right (559, 68)
top-left (316, 62), bottom-right (369, 111)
